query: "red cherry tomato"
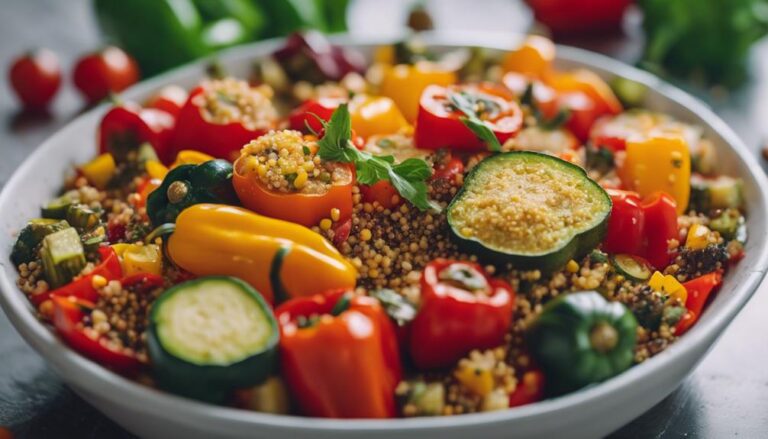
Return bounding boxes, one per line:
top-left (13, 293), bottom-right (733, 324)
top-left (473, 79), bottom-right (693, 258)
top-left (359, 180), bottom-right (401, 209)
top-left (557, 91), bottom-right (601, 142)
top-left (432, 156), bottom-right (465, 183)
top-left (144, 85), bottom-right (187, 118)
top-left (73, 46), bottom-right (140, 103)
top-left (8, 49), bottom-right (61, 109)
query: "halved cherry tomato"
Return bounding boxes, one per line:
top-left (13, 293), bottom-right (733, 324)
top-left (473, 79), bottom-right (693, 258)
top-left (9, 49), bottom-right (61, 109)
top-left (556, 91), bottom-right (601, 142)
top-left (73, 46), bottom-right (139, 104)
top-left (432, 155), bottom-right (465, 183)
top-left (359, 180), bottom-right (401, 209)
top-left (414, 83), bottom-right (523, 151)
top-left (508, 370), bottom-right (545, 408)
top-left (502, 71), bottom-right (558, 119)
top-left (144, 85), bottom-right (188, 118)
top-left (288, 97), bottom-right (346, 134)
top-left (51, 295), bottom-right (142, 373)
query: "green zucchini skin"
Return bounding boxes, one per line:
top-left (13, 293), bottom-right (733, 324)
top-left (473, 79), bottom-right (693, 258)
top-left (147, 276), bottom-right (279, 404)
top-left (447, 152), bottom-right (612, 272)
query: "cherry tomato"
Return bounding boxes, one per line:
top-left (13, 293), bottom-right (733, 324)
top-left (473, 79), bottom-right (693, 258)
top-left (8, 49), bottom-right (61, 109)
top-left (557, 91), bottom-right (601, 142)
top-left (432, 156), bottom-right (465, 183)
top-left (359, 180), bottom-right (401, 209)
top-left (144, 85), bottom-right (187, 118)
top-left (73, 46), bottom-right (140, 103)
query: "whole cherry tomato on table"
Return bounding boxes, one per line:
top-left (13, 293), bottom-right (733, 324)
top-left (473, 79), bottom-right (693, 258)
top-left (8, 48), bottom-right (61, 109)
top-left (73, 46), bottom-right (140, 103)
top-left (526, 0), bottom-right (632, 36)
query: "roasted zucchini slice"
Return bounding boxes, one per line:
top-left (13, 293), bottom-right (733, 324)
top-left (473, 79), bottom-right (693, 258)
top-left (447, 152), bottom-right (611, 271)
top-left (147, 276), bottom-right (279, 403)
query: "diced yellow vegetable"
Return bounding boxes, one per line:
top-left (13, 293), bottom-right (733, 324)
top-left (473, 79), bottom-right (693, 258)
top-left (146, 160), bottom-right (169, 180)
top-left (649, 271), bottom-right (687, 303)
top-left (80, 153), bottom-right (116, 189)
top-left (621, 136), bottom-right (691, 215)
top-left (379, 62), bottom-right (456, 122)
top-left (112, 243), bottom-right (162, 276)
top-left (455, 358), bottom-right (495, 397)
top-left (171, 150), bottom-right (216, 169)
top-left (685, 224), bottom-right (711, 250)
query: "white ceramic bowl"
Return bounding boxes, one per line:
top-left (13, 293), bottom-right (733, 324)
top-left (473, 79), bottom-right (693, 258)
top-left (1, 33), bottom-right (767, 439)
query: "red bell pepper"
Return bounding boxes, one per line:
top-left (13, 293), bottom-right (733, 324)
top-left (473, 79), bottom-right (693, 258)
top-left (526, 0), bottom-right (632, 36)
top-left (170, 84), bottom-right (274, 162)
top-left (144, 85), bottom-right (188, 118)
top-left (508, 370), bottom-right (545, 408)
top-left (276, 289), bottom-right (402, 418)
top-left (98, 102), bottom-right (176, 164)
top-left (32, 247), bottom-right (122, 307)
top-left (603, 190), bottom-right (679, 269)
top-left (414, 83), bottom-right (523, 151)
top-left (288, 97), bottom-right (345, 134)
top-left (556, 91), bottom-right (601, 142)
top-left (409, 259), bottom-right (515, 370)
top-left (51, 295), bottom-right (142, 373)
top-left (676, 271), bottom-right (723, 335)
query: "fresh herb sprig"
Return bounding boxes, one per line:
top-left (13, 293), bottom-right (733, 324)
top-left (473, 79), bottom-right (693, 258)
top-left (448, 91), bottom-right (502, 152)
top-left (318, 104), bottom-right (440, 212)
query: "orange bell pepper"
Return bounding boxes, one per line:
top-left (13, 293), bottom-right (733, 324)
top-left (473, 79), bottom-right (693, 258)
top-left (501, 35), bottom-right (556, 78)
top-left (276, 290), bottom-right (402, 418)
top-left (349, 94), bottom-right (409, 139)
top-left (379, 62), bottom-right (456, 122)
top-left (232, 155), bottom-right (354, 228)
top-left (546, 69), bottom-right (623, 115)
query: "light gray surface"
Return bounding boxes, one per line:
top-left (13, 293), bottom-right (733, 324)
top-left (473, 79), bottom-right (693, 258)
top-left (1, 1), bottom-right (767, 437)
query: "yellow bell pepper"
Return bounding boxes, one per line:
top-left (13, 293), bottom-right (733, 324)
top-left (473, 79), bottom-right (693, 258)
top-left (166, 204), bottom-right (357, 304)
top-left (170, 150), bottom-right (216, 169)
top-left (685, 224), bottom-right (712, 250)
top-left (501, 35), bottom-right (556, 78)
top-left (111, 243), bottom-right (163, 276)
top-left (379, 62), bottom-right (456, 122)
top-left (349, 94), bottom-right (410, 139)
top-left (145, 160), bottom-right (169, 180)
top-left (80, 153), bottom-right (116, 189)
top-left (621, 136), bottom-right (691, 215)
top-left (649, 271), bottom-right (687, 303)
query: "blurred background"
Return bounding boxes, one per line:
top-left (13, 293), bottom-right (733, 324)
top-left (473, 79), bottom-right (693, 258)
top-left (2, 0), bottom-right (768, 438)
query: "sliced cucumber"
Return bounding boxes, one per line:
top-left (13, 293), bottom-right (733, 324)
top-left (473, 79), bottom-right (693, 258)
top-left (66, 204), bottom-right (101, 231)
top-left (40, 227), bottom-right (86, 288)
top-left (147, 276), bottom-right (279, 403)
top-left (611, 254), bottom-right (652, 281)
top-left (11, 219), bottom-right (69, 265)
top-left (447, 152), bottom-right (612, 272)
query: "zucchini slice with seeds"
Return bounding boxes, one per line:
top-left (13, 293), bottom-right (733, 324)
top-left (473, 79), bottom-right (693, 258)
top-left (40, 227), bottom-right (86, 288)
top-left (447, 152), bottom-right (611, 271)
top-left (147, 276), bottom-right (278, 403)
top-left (611, 254), bottom-right (652, 281)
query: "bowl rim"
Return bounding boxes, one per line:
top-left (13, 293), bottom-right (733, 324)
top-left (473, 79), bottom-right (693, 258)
top-left (1, 31), bottom-right (767, 432)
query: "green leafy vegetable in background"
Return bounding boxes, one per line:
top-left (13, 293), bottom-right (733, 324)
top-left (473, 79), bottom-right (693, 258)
top-left (318, 104), bottom-right (440, 212)
top-left (93, 0), bottom-right (349, 76)
top-left (639, 0), bottom-right (768, 87)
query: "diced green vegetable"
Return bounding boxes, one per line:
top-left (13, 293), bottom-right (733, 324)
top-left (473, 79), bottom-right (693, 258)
top-left (709, 208), bottom-right (744, 241)
top-left (42, 194), bottom-right (75, 219)
top-left (148, 276), bottom-right (279, 403)
top-left (66, 204), bottom-right (102, 231)
top-left (689, 175), bottom-right (743, 212)
top-left (40, 228), bottom-right (86, 288)
top-left (81, 226), bottom-right (108, 253)
top-left (610, 77), bottom-right (647, 108)
top-left (611, 254), bottom-right (652, 281)
top-left (11, 219), bottom-right (69, 265)
top-left (401, 380), bottom-right (445, 416)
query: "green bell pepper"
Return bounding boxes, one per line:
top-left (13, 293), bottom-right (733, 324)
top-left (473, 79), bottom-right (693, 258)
top-left (93, 0), bottom-right (266, 75)
top-left (147, 159), bottom-right (239, 226)
top-left (527, 291), bottom-right (638, 395)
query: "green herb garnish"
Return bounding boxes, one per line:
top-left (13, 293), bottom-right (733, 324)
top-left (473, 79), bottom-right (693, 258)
top-left (448, 91), bottom-right (502, 152)
top-left (318, 104), bottom-right (440, 212)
